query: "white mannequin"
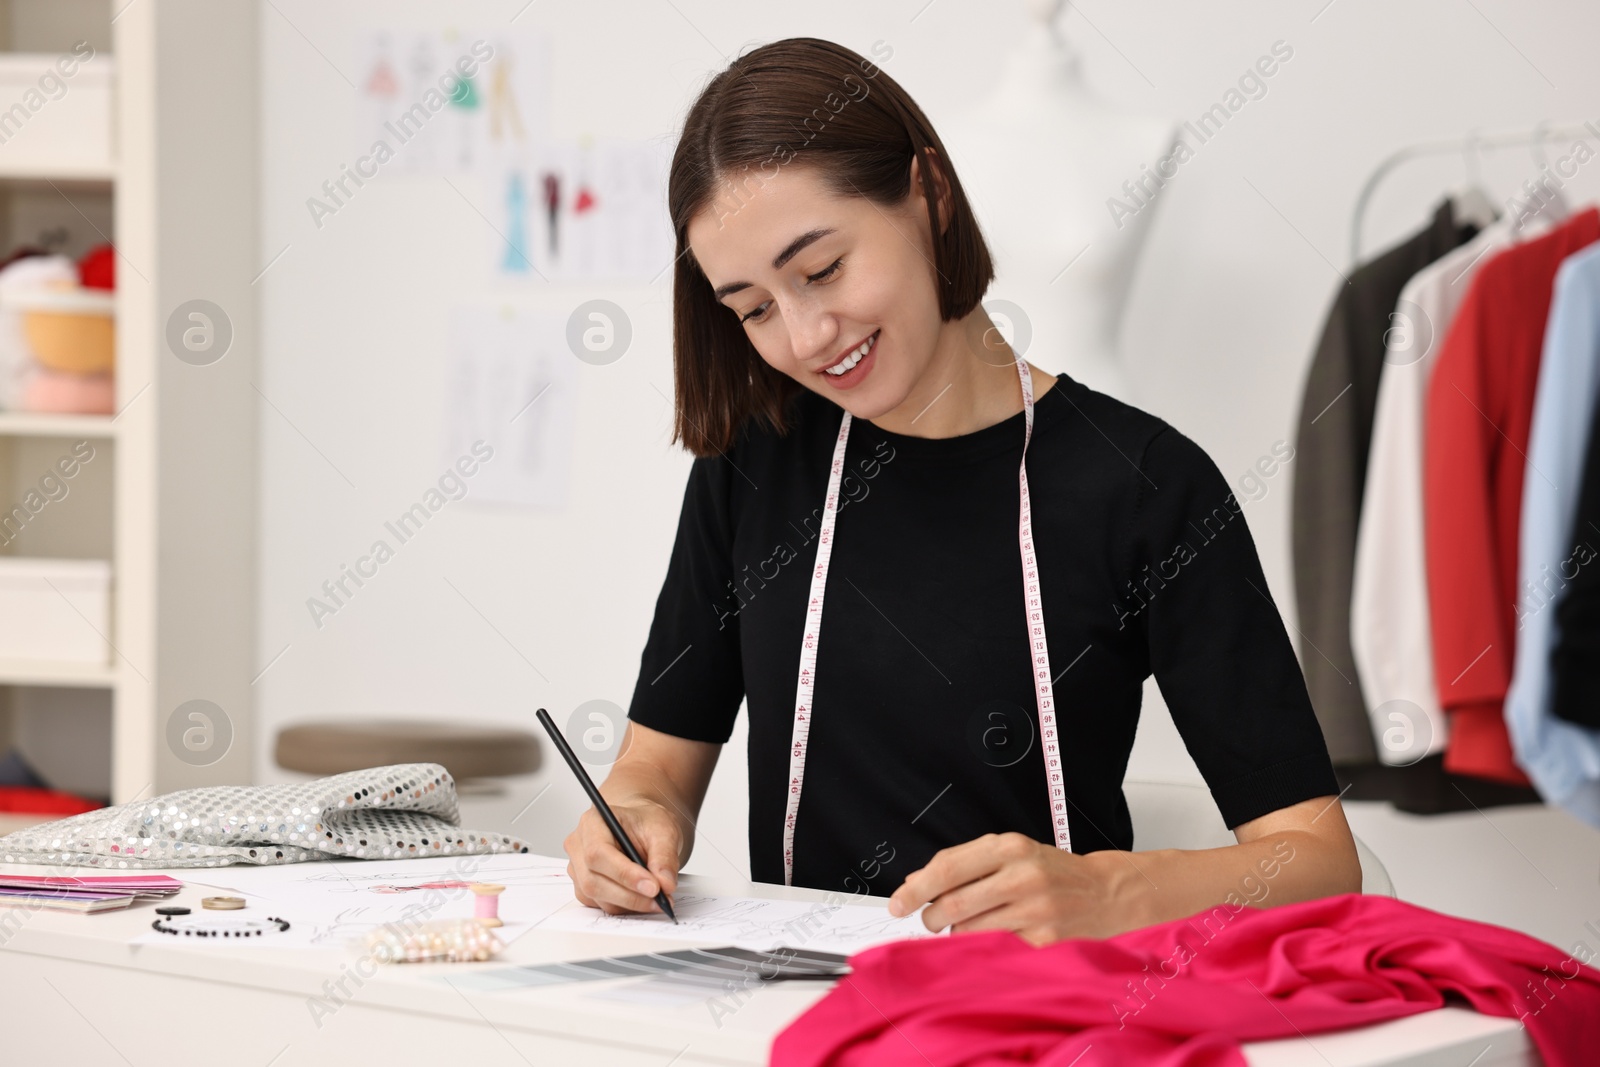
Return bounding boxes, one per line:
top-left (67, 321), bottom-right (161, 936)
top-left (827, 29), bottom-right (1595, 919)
top-left (938, 0), bottom-right (1179, 403)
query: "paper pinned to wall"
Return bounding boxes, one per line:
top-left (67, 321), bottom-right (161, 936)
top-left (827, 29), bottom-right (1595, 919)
top-left (492, 134), bottom-right (676, 283)
top-left (444, 304), bottom-right (578, 511)
top-left (355, 27), bottom-right (550, 178)
top-left (352, 25), bottom-right (672, 282)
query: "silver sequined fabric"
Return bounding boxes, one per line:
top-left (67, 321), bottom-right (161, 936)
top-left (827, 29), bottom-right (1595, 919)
top-left (0, 764), bottom-right (532, 869)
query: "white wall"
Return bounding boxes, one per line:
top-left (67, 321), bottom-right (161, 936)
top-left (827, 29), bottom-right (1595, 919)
top-left (256, 0), bottom-right (1600, 879)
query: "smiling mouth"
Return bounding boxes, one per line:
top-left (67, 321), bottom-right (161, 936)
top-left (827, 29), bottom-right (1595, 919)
top-left (820, 330), bottom-right (879, 376)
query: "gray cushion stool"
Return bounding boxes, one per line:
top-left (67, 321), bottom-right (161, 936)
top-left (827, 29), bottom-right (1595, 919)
top-left (275, 721), bottom-right (542, 782)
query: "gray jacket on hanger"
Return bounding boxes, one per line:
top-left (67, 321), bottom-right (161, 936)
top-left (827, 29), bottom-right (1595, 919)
top-left (1291, 199), bottom-right (1478, 765)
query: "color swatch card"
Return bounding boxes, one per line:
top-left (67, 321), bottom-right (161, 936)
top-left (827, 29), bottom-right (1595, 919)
top-left (0, 873), bottom-right (182, 913)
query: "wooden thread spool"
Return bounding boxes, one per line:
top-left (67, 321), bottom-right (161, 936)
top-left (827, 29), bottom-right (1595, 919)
top-left (470, 883), bottom-right (505, 927)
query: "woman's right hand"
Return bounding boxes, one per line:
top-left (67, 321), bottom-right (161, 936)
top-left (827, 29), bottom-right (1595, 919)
top-left (563, 797), bottom-right (684, 915)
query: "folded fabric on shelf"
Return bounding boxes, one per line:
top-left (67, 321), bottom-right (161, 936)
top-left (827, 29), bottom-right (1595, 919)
top-left (0, 747), bottom-right (51, 788)
top-left (0, 763), bottom-right (531, 869)
top-left (772, 893), bottom-right (1600, 1067)
top-left (0, 749), bottom-right (105, 817)
top-left (0, 785), bottom-right (102, 816)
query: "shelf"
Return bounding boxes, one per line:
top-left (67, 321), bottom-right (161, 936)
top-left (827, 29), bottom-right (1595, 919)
top-left (0, 53), bottom-right (114, 185)
top-left (0, 657), bottom-right (115, 688)
top-left (0, 411), bottom-right (116, 438)
top-left (0, 161), bottom-right (115, 183)
top-left (0, 811), bottom-right (51, 835)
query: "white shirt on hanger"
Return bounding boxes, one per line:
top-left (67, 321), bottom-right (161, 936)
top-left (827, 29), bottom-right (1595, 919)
top-left (1349, 211), bottom-right (1556, 765)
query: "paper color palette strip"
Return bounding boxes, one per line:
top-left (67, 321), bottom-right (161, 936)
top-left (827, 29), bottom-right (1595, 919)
top-left (438, 945), bottom-right (849, 994)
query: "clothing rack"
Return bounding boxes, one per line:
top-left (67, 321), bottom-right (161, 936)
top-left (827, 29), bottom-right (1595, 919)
top-left (1350, 121), bottom-right (1597, 262)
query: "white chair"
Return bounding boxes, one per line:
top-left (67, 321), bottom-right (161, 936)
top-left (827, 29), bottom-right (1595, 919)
top-left (1123, 779), bottom-right (1395, 897)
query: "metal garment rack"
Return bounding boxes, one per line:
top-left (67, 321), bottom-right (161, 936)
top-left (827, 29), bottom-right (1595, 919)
top-left (1350, 120), bottom-right (1597, 262)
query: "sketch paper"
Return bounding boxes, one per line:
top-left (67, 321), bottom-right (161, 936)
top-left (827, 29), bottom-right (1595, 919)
top-left (532, 891), bottom-right (935, 955)
top-left (355, 28), bottom-right (549, 177)
top-left (493, 134), bottom-right (675, 282)
top-left (444, 304), bottom-right (578, 510)
top-left (130, 854), bottom-right (571, 951)
top-left (128, 852), bottom-right (935, 959)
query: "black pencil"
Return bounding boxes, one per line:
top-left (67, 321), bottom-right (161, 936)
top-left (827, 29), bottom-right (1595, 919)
top-left (535, 707), bottom-right (678, 924)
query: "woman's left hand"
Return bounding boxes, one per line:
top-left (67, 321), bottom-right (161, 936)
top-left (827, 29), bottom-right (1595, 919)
top-left (886, 832), bottom-right (1137, 945)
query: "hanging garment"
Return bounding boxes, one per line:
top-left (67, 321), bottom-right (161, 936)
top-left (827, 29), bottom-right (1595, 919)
top-left (1332, 753), bottom-right (1541, 814)
top-left (1351, 215), bottom-right (1548, 767)
top-left (771, 893), bottom-right (1600, 1067)
top-left (1425, 207), bottom-right (1600, 784)
top-left (1292, 199), bottom-right (1478, 765)
top-left (1504, 241), bottom-right (1600, 825)
top-left (1553, 381), bottom-right (1600, 732)
top-left (0, 764), bottom-right (532, 868)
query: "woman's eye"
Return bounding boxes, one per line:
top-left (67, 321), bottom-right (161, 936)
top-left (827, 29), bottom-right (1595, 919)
top-left (808, 258), bottom-right (842, 283)
top-left (738, 258), bottom-right (843, 325)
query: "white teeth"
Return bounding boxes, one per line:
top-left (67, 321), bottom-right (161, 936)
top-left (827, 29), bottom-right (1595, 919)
top-left (825, 333), bottom-right (875, 376)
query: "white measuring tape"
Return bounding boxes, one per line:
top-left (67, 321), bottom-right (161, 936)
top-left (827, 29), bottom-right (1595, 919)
top-left (781, 354), bottom-right (1069, 886)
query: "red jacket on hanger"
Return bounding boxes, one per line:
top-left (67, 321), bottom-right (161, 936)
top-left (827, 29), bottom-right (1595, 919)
top-left (771, 893), bottom-right (1600, 1067)
top-left (1424, 206), bottom-right (1600, 784)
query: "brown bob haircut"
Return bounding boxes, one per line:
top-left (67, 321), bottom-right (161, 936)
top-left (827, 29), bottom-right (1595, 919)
top-left (667, 37), bottom-right (995, 457)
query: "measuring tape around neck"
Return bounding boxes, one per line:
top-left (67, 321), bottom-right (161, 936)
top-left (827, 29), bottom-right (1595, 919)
top-left (781, 354), bottom-right (1069, 887)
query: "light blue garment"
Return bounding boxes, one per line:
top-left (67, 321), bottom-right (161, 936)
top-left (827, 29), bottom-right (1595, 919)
top-left (1506, 241), bottom-right (1600, 826)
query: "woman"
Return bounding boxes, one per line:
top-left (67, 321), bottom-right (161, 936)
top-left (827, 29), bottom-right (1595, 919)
top-left (562, 37), bottom-right (1361, 945)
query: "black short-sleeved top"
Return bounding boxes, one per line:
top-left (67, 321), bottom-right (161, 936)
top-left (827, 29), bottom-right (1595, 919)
top-left (627, 373), bottom-right (1339, 893)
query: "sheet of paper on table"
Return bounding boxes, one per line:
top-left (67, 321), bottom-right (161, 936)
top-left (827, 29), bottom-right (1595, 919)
top-left (130, 853), bottom-right (573, 951)
top-left (532, 890), bottom-right (936, 955)
top-left (127, 852), bottom-right (934, 960)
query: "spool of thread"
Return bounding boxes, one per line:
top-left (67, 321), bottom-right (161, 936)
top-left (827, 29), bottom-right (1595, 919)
top-left (470, 883), bottom-right (505, 927)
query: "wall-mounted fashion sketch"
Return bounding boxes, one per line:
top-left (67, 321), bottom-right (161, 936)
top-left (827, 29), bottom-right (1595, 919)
top-left (354, 27), bottom-right (548, 178)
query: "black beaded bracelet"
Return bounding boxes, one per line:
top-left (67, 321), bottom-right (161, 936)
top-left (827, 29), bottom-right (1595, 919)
top-left (150, 916), bottom-right (291, 937)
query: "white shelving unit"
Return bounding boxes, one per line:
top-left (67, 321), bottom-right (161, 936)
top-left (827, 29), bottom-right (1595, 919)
top-left (0, 0), bottom-right (117, 820)
top-left (0, 412), bottom-right (116, 438)
top-left (0, 0), bottom-right (257, 824)
top-left (0, 161), bottom-right (115, 182)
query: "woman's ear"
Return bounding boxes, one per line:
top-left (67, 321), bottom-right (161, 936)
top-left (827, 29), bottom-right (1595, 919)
top-left (910, 147), bottom-right (954, 236)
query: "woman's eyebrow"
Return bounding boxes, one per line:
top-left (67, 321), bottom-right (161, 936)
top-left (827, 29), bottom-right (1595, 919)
top-left (712, 227), bottom-right (838, 301)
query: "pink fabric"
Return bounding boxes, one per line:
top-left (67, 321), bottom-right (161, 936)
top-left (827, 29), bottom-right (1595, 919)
top-left (22, 368), bottom-right (114, 414)
top-left (772, 893), bottom-right (1600, 1067)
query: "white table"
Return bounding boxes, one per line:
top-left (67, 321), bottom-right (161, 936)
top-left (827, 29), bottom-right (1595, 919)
top-left (0, 862), bottom-right (1539, 1066)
